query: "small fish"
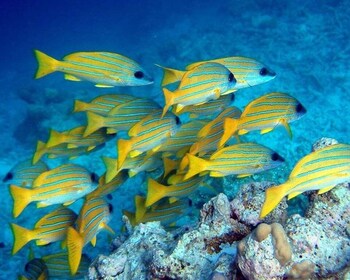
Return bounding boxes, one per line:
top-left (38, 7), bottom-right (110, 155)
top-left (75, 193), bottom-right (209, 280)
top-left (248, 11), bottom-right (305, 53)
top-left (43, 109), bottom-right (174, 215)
top-left (173, 93), bottom-right (235, 118)
top-left (103, 153), bottom-right (162, 183)
top-left (3, 158), bottom-right (48, 187)
top-left (162, 62), bottom-right (237, 117)
top-left (11, 206), bottom-right (77, 254)
top-left (158, 56), bottom-right (276, 88)
top-left (83, 98), bottom-right (161, 137)
top-left (86, 170), bottom-right (128, 198)
top-left (67, 197), bottom-right (114, 275)
top-left (117, 110), bottom-right (181, 168)
top-left (260, 143), bottom-right (350, 218)
top-left (145, 174), bottom-right (205, 207)
top-left (46, 126), bottom-right (112, 149)
top-left (20, 258), bottom-right (48, 280)
top-left (42, 252), bottom-right (90, 278)
top-left (34, 50), bottom-right (153, 87)
top-left (184, 142), bottom-right (285, 180)
top-left (73, 94), bottom-right (137, 116)
top-left (219, 92), bottom-right (306, 147)
top-left (10, 164), bottom-right (97, 217)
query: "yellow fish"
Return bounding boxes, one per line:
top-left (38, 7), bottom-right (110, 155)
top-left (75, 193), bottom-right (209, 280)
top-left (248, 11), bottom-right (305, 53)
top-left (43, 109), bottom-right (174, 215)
top-left (260, 143), bottom-right (350, 218)
top-left (219, 92), bottom-right (306, 147)
top-left (3, 158), bottom-right (48, 187)
top-left (83, 98), bottom-right (161, 137)
top-left (162, 62), bottom-right (237, 117)
top-left (67, 197), bottom-right (114, 274)
top-left (11, 206), bottom-right (77, 254)
top-left (184, 143), bottom-right (285, 180)
top-left (158, 56), bottom-right (276, 88)
top-left (10, 164), bottom-right (97, 217)
top-left (117, 110), bottom-right (181, 168)
top-left (34, 50), bottom-right (153, 87)
top-left (73, 94), bottom-right (137, 116)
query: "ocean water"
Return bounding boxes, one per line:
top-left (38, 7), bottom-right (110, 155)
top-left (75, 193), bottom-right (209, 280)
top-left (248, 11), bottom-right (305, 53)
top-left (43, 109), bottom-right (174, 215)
top-left (0, 0), bottom-right (349, 278)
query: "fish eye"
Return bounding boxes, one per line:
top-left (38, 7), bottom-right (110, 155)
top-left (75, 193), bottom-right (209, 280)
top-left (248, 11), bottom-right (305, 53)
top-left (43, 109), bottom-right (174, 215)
top-left (107, 194), bottom-right (113, 200)
top-left (3, 172), bottom-right (13, 182)
top-left (134, 71), bottom-right (144, 79)
top-left (108, 203), bottom-right (114, 213)
top-left (296, 103), bottom-right (306, 113)
top-left (175, 116), bottom-right (181, 125)
top-left (228, 72), bottom-right (235, 82)
top-left (259, 67), bottom-right (268, 76)
top-left (271, 152), bottom-right (284, 161)
top-left (230, 93), bottom-right (235, 101)
top-left (90, 172), bottom-right (99, 183)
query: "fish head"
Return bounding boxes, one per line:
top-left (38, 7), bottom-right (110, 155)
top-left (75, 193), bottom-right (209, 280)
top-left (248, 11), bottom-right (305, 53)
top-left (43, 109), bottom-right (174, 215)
top-left (235, 63), bottom-right (276, 89)
top-left (110, 68), bottom-right (153, 86)
top-left (256, 150), bottom-right (285, 171)
top-left (294, 101), bottom-right (307, 119)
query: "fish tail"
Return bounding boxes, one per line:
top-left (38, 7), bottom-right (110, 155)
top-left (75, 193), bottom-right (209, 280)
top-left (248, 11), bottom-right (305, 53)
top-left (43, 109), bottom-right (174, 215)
top-left (10, 184), bottom-right (32, 218)
top-left (184, 154), bottom-right (208, 180)
top-left (84, 112), bottom-right (105, 137)
top-left (155, 64), bottom-right (185, 86)
top-left (218, 118), bottom-right (238, 148)
top-left (145, 178), bottom-right (168, 207)
top-left (67, 227), bottom-right (84, 275)
top-left (46, 129), bottom-right (66, 148)
top-left (179, 154), bottom-right (190, 171)
top-left (32, 140), bottom-right (47, 164)
top-left (162, 88), bottom-right (174, 118)
top-left (259, 183), bottom-right (288, 219)
top-left (73, 100), bottom-right (89, 113)
top-left (102, 156), bottom-right (119, 183)
top-left (34, 50), bottom-right (59, 79)
top-left (117, 139), bottom-right (132, 168)
top-left (10, 223), bottom-right (34, 254)
top-left (135, 195), bottom-right (147, 222)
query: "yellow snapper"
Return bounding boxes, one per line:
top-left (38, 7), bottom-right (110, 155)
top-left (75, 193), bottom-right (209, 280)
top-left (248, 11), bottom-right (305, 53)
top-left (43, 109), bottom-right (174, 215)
top-left (145, 174), bottom-right (205, 207)
top-left (46, 126), bottom-right (112, 149)
top-left (10, 164), bottom-right (97, 217)
top-left (184, 142), bottom-right (285, 180)
top-left (34, 50), bottom-right (153, 87)
top-left (19, 258), bottom-right (48, 280)
top-left (67, 197), bottom-right (114, 275)
top-left (73, 94), bottom-right (137, 116)
top-left (11, 206), bottom-right (77, 254)
top-left (219, 92), bottom-right (306, 147)
top-left (117, 110), bottom-right (181, 168)
top-left (42, 252), bottom-right (90, 279)
top-left (3, 158), bottom-right (48, 187)
top-left (260, 143), bottom-right (350, 218)
top-left (83, 98), bottom-right (161, 137)
top-left (162, 62), bottom-right (237, 117)
top-left (158, 56), bottom-right (276, 88)
top-left (103, 153), bottom-right (162, 183)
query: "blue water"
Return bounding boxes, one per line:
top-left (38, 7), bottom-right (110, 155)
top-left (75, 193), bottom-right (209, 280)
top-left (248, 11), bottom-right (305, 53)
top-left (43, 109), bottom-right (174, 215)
top-left (1, 0), bottom-right (349, 278)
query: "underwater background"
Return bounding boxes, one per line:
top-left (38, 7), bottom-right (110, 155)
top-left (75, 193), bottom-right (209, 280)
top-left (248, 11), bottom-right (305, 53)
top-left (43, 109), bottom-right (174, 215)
top-left (0, 0), bottom-right (349, 278)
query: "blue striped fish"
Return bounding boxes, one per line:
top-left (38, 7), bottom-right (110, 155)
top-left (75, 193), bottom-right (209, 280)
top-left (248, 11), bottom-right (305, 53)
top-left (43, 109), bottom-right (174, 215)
top-left (73, 94), bottom-right (137, 116)
top-left (19, 258), bottom-right (48, 280)
top-left (10, 164), bottom-right (97, 217)
top-left (34, 50), bottom-right (153, 87)
top-left (83, 98), bottom-right (161, 137)
top-left (3, 158), bottom-right (48, 187)
top-left (162, 62), bottom-right (237, 117)
top-left (158, 56), bottom-right (275, 88)
top-left (184, 143), bottom-right (285, 180)
top-left (11, 206), bottom-right (77, 254)
top-left (260, 143), bottom-right (350, 218)
top-left (220, 92), bottom-right (306, 147)
top-left (117, 110), bottom-right (181, 168)
top-left (67, 197), bottom-right (114, 275)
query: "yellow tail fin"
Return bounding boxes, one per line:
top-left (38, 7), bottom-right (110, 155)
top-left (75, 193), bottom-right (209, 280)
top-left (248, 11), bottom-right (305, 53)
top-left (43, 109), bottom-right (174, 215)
top-left (259, 184), bottom-right (288, 219)
top-left (34, 50), bottom-right (59, 79)
top-left (73, 100), bottom-right (90, 113)
top-left (46, 129), bottom-right (66, 148)
top-left (218, 118), bottom-right (239, 148)
top-left (67, 227), bottom-right (84, 275)
top-left (10, 185), bottom-right (33, 218)
top-left (32, 140), bottom-right (47, 164)
top-left (84, 112), bottom-right (105, 137)
top-left (102, 156), bottom-right (119, 183)
top-left (162, 88), bottom-right (174, 118)
top-left (117, 139), bottom-right (132, 168)
top-left (10, 223), bottom-right (34, 254)
top-left (145, 178), bottom-right (168, 207)
top-left (135, 195), bottom-right (147, 222)
top-left (184, 154), bottom-right (208, 180)
top-left (155, 64), bottom-right (185, 86)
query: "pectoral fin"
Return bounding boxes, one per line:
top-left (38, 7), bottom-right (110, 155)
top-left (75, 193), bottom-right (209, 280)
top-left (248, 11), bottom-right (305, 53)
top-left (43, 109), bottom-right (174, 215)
top-left (64, 74), bottom-right (81, 81)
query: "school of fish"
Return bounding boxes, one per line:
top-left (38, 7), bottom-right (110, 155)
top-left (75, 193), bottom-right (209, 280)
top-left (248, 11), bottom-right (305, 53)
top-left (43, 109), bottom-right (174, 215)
top-left (3, 49), bottom-right (349, 278)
